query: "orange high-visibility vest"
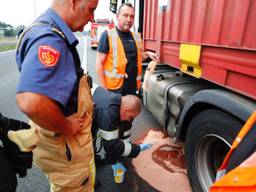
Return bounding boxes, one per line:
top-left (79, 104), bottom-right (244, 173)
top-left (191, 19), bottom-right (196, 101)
top-left (210, 111), bottom-right (256, 192)
top-left (104, 28), bottom-right (142, 90)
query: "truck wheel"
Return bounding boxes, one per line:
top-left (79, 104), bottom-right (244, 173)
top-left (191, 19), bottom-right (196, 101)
top-left (185, 109), bottom-right (242, 192)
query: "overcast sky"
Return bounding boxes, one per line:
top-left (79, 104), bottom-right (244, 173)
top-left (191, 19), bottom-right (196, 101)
top-left (0, 0), bottom-right (115, 27)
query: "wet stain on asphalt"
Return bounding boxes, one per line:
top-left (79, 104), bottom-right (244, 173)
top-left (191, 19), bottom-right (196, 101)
top-left (152, 144), bottom-right (186, 173)
top-left (132, 129), bottom-right (191, 191)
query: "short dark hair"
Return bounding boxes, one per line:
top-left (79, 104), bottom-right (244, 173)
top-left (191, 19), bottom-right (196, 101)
top-left (117, 3), bottom-right (135, 14)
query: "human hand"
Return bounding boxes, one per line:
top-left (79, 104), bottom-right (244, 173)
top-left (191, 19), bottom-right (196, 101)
top-left (142, 60), bottom-right (158, 91)
top-left (66, 113), bottom-right (84, 135)
top-left (5, 143), bottom-right (33, 177)
top-left (139, 143), bottom-right (153, 152)
top-left (146, 51), bottom-right (159, 62)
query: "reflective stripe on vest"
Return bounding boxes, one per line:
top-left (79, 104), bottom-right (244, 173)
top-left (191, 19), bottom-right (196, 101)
top-left (137, 75), bottom-right (142, 80)
top-left (105, 29), bottom-right (121, 79)
top-left (123, 137), bottom-right (131, 143)
top-left (104, 28), bottom-right (142, 90)
top-left (122, 142), bottom-right (132, 157)
top-left (123, 129), bottom-right (131, 137)
top-left (122, 129), bottom-right (131, 143)
top-left (133, 31), bottom-right (143, 87)
top-left (211, 155), bottom-right (256, 192)
top-left (104, 70), bottom-right (126, 79)
top-left (215, 111), bottom-right (256, 181)
top-left (99, 129), bottom-right (119, 141)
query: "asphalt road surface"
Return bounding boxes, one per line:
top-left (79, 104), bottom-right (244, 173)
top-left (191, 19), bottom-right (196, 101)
top-left (0, 50), bottom-right (50, 191)
top-left (0, 35), bottom-right (191, 192)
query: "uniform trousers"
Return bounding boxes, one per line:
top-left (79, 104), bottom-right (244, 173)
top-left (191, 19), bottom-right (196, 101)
top-left (31, 122), bottom-right (95, 192)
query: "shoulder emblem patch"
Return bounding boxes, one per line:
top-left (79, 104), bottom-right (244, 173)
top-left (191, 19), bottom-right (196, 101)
top-left (38, 45), bottom-right (60, 67)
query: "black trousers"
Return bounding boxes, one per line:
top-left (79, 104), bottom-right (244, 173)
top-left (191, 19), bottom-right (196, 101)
top-left (0, 146), bottom-right (17, 192)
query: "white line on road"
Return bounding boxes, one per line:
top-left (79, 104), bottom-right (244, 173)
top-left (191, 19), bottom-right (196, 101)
top-left (0, 49), bottom-right (16, 56)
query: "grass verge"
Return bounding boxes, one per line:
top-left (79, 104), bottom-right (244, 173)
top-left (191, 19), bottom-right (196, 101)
top-left (0, 44), bottom-right (16, 52)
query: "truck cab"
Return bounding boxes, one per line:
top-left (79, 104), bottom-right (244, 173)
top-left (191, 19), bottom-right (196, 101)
top-left (90, 19), bottom-right (114, 49)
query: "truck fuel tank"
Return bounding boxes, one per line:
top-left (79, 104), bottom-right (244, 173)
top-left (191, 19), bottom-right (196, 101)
top-left (143, 68), bottom-right (214, 137)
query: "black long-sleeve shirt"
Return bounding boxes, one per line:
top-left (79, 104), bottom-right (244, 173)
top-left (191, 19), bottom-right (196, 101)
top-left (92, 87), bottom-right (140, 164)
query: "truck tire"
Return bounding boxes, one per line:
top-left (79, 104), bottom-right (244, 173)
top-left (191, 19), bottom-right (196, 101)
top-left (185, 109), bottom-right (243, 192)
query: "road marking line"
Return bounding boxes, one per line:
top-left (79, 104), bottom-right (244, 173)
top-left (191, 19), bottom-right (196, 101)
top-left (0, 49), bottom-right (16, 56)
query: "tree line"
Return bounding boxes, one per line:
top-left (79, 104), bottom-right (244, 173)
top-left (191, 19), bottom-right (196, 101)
top-left (0, 21), bottom-right (24, 37)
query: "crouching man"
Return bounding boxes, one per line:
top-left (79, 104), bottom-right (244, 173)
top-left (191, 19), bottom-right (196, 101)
top-left (92, 87), bottom-right (152, 183)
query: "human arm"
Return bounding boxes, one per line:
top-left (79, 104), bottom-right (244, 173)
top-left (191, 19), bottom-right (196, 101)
top-left (16, 92), bottom-right (83, 136)
top-left (16, 32), bottom-right (84, 135)
top-left (102, 132), bottom-right (152, 158)
top-left (142, 60), bottom-right (158, 91)
top-left (94, 98), bottom-right (141, 162)
top-left (100, 118), bottom-right (141, 160)
top-left (142, 51), bottom-right (159, 62)
top-left (95, 51), bottom-right (108, 88)
top-left (102, 136), bottom-right (141, 161)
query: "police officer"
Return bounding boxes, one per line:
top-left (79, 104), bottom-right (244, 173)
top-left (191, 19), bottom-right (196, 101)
top-left (92, 87), bottom-right (152, 183)
top-left (16, 0), bottom-right (98, 191)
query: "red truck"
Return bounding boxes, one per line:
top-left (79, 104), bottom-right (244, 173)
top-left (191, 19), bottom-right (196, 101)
top-left (109, 1), bottom-right (256, 191)
top-left (90, 19), bottom-right (114, 49)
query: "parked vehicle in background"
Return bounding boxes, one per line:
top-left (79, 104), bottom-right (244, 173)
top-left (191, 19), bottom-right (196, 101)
top-left (90, 19), bottom-right (114, 49)
top-left (110, 1), bottom-right (256, 192)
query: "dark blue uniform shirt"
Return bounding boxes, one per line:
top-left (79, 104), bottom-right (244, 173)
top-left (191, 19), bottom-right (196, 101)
top-left (16, 8), bottom-right (79, 115)
top-left (92, 87), bottom-right (140, 164)
top-left (92, 87), bottom-right (121, 135)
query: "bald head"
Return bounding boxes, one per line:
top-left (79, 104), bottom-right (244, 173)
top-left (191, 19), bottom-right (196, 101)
top-left (120, 95), bottom-right (141, 121)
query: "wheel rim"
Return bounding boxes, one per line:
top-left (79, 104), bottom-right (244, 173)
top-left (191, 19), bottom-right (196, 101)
top-left (196, 134), bottom-right (231, 192)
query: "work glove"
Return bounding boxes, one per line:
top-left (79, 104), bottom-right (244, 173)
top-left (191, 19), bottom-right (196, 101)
top-left (0, 113), bottom-right (31, 137)
top-left (139, 143), bottom-right (153, 152)
top-left (111, 163), bottom-right (127, 183)
top-left (0, 113), bottom-right (33, 177)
